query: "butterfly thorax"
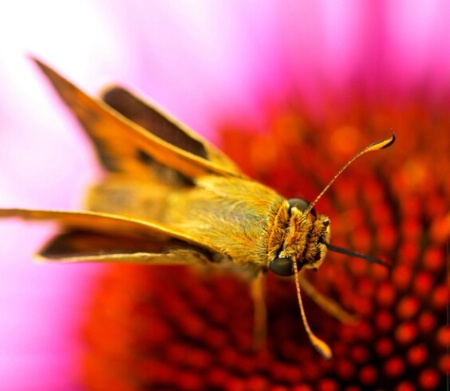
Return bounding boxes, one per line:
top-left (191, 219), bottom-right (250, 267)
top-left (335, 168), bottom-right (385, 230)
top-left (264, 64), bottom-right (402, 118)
top-left (162, 176), bottom-right (285, 267)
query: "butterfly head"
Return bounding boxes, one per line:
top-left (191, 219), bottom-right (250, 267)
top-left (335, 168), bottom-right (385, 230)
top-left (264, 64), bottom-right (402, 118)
top-left (269, 198), bottom-right (330, 276)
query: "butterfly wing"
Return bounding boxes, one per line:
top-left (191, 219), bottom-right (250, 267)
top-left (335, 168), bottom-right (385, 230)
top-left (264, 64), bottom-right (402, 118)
top-left (33, 58), bottom-right (243, 181)
top-left (1, 59), bottom-right (245, 265)
top-left (0, 208), bottom-right (221, 263)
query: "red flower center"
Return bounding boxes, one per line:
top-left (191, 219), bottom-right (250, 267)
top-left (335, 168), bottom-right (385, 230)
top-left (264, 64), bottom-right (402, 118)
top-left (82, 99), bottom-right (448, 390)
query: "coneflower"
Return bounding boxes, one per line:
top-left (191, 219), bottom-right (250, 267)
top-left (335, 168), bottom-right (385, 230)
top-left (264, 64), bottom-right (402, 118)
top-left (83, 99), bottom-right (448, 390)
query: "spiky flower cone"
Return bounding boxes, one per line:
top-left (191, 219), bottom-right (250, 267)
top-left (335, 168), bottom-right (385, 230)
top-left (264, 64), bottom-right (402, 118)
top-left (83, 98), bottom-right (448, 390)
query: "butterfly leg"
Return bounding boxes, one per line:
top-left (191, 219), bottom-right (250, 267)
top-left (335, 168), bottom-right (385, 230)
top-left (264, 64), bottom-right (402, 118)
top-left (250, 272), bottom-right (267, 349)
top-left (298, 274), bottom-right (358, 325)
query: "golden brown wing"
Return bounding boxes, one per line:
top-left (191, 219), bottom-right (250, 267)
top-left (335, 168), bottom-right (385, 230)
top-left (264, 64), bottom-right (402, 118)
top-left (32, 58), bottom-right (243, 181)
top-left (0, 208), bottom-right (221, 263)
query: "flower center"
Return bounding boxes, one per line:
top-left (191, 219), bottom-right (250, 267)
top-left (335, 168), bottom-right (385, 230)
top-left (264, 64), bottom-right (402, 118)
top-left (82, 100), bottom-right (448, 390)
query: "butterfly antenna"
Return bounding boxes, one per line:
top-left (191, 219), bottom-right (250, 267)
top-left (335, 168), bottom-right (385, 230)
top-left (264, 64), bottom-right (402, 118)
top-left (303, 133), bottom-right (395, 217)
top-left (292, 259), bottom-right (332, 360)
top-left (326, 243), bottom-right (390, 267)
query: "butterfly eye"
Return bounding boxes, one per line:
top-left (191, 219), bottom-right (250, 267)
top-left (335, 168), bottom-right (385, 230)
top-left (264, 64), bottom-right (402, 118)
top-left (288, 198), bottom-right (316, 216)
top-left (269, 257), bottom-right (295, 276)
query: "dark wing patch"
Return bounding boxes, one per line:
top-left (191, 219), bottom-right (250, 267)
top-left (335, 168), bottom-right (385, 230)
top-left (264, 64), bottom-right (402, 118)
top-left (40, 230), bottom-right (164, 258)
top-left (103, 87), bottom-right (208, 159)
